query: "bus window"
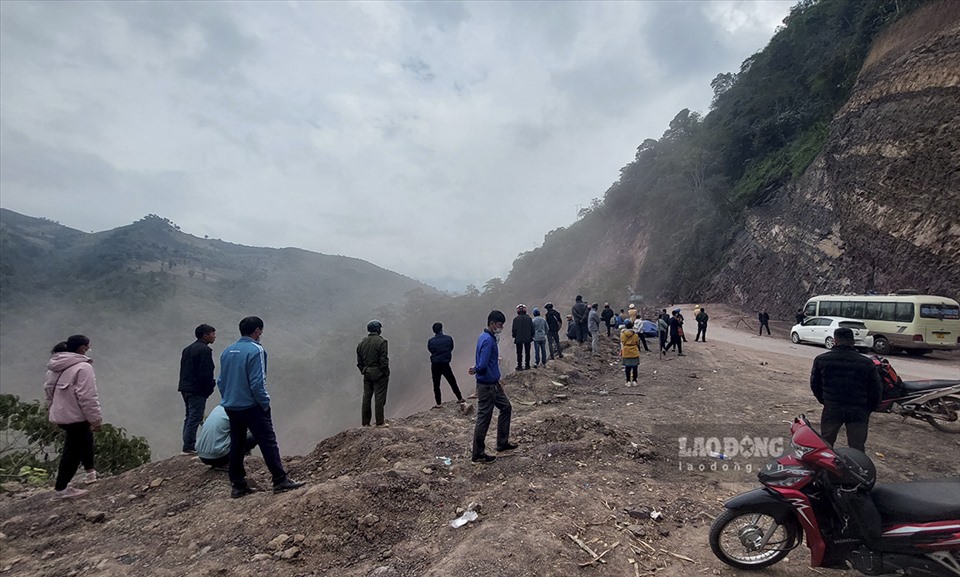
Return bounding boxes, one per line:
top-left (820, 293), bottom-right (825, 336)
top-left (894, 302), bottom-right (915, 322)
top-left (865, 302), bottom-right (882, 320)
top-left (880, 302), bottom-right (896, 321)
top-left (921, 304), bottom-right (960, 320)
top-left (804, 302), bottom-right (817, 317)
top-left (842, 301), bottom-right (865, 319)
top-left (821, 301), bottom-right (841, 316)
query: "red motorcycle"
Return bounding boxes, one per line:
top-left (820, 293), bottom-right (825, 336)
top-left (710, 416), bottom-right (960, 576)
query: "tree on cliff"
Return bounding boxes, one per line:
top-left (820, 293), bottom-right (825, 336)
top-left (0, 394), bottom-right (151, 487)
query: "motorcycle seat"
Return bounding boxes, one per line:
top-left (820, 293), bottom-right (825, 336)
top-left (871, 479), bottom-right (960, 523)
top-left (900, 379), bottom-right (959, 393)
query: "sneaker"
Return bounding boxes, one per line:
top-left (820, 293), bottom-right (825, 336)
top-left (471, 454), bottom-right (496, 464)
top-left (273, 478), bottom-right (306, 494)
top-left (54, 486), bottom-right (88, 499)
top-left (181, 450), bottom-right (197, 456)
top-left (625, 381), bottom-right (631, 387)
top-left (376, 422), bottom-right (391, 428)
top-left (631, 381), bottom-right (638, 386)
top-left (496, 442), bottom-right (519, 452)
top-left (83, 470), bottom-right (98, 484)
top-left (678, 353), bottom-right (686, 356)
top-left (431, 404), bottom-right (442, 410)
top-left (457, 399), bottom-right (466, 404)
top-left (230, 484), bottom-right (259, 499)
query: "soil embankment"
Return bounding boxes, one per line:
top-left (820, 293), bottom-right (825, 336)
top-left (1, 306), bottom-right (957, 576)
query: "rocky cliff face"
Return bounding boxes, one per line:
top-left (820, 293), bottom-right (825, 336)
top-left (708, 2), bottom-right (960, 314)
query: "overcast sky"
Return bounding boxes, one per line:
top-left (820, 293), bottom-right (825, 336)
top-left (0, 0), bottom-right (793, 291)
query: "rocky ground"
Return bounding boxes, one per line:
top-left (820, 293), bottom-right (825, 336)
top-left (2, 305), bottom-right (958, 577)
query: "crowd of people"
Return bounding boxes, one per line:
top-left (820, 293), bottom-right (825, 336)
top-left (39, 299), bottom-right (881, 497)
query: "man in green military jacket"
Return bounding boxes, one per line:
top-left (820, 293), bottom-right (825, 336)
top-left (357, 320), bottom-right (390, 427)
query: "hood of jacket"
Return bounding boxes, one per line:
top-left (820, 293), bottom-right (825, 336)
top-left (47, 352), bottom-right (92, 373)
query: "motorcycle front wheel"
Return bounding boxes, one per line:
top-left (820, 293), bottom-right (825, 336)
top-left (709, 508), bottom-right (801, 570)
top-left (926, 395), bottom-right (960, 434)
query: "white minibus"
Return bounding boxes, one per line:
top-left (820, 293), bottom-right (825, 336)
top-left (802, 293), bottom-right (959, 356)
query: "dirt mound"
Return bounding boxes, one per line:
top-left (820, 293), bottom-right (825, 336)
top-left (2, 321), bottom-right (957, 577)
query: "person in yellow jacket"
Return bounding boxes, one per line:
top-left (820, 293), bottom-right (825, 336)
top-left (620, 320), bottom-right (641, 387)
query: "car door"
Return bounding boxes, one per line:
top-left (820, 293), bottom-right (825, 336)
top-left (797, 317), bottom-right (819, 342)
top-left (815, 318), bottom-right (833, 344)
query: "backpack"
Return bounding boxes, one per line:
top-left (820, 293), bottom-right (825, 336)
top-left (871, 356), bottom-right (903, 400)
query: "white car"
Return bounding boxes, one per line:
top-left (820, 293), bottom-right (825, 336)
top-left (790, 316), bottom-right (873, 350)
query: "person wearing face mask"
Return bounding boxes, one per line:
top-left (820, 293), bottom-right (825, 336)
top-left (44, 334), bottom-right (102, 499)
top-left (468, 310), bottom-right (517, 464)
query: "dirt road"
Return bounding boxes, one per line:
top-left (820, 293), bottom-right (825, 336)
top-left (677, 303), bottom-right (960, 380)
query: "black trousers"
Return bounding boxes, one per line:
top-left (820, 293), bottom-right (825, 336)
top-left (659, 331), bottom-right (668, 352)
top-left (472, 382), bottom-right (512, 458)
top-left (547, 331), bottom-right (562, 358)
top-left (637, 333), bottom-right (650, 352)
top-left (361, 375), bottom-right (389, 426)
top-left (605, 320), bottom-right (612, 336)
top-left (515, 342), bottom-right (531, 368)
top-left (55, 422), bottom-right (95, 491)
top-left (666, 334), bottom-right (682, 354)
top-left (695, 324), bottom-right (707, 341)
top-left (431, 362), bottom-right (463, 404)
top-left (577, 321), bottom-right (588, 344)
top-left (225, 406), bottom-right (288, 488)
top-left (820, 405), bottom-right (870, 452)
top-left (759, 322), bottom-right (770, 335)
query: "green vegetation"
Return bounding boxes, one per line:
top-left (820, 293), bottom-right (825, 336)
top-left (0, 394), bottom-right (150, 489)
top-left (506, 0), bottom-right (929, 301)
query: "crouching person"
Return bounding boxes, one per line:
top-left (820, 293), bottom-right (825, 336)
top-left (196, 405), bottom-right (257, 470)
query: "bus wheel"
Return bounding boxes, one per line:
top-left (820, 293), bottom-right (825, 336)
top-left (872, 336), bottom-right (891, 356)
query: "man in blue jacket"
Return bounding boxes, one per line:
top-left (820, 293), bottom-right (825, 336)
top-left (218, 316), bottom-right (304, 498)
top-left (469, 310), bottom-right (517, 464)
top-left (428, 322), bottom-right (464, 407)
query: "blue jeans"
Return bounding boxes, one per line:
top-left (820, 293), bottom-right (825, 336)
top-left (181, 393), bottom-right (208, 452)
top-left (534, 340), bottom-right (546, 365)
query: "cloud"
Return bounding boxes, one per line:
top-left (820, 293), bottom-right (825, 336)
top-left (0, 0), bottom-right (793, 291)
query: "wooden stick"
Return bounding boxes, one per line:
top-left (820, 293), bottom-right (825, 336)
top-left (577, 542), bottom-right (620, 567)
top-left (568, 534), bottom-right (599, 559)
top-left (660, 549), bottom-right (697, 563)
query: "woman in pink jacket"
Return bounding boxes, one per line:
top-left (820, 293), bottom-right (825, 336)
top-left (44, 335), bottom-right (102, 499)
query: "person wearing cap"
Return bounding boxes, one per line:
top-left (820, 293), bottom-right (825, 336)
top-left (628, 303), bottom-right (639, 324)
top-left (428, 322), bottom-right (464, 408)
top-left (512, 304), bottom-right (534, 371)
top-left (531, 308), bottom-right (548, 367)
top-left (588, 303), bottom-right (602, 354)
top-left (572, 295), bottom-right (588, 344)
top-left (601, 303), bottom-right (614, 336)
top-left (544, 303), bottom-right (563, 359)
top-left (565, 315), bottom-right (577, 340)
top-left (357, 319), bottom-right (390, 427)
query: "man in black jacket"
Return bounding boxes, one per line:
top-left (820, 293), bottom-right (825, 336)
top-left (179, 324), bottom-right (217, 454)
top-left (601, 303), bottom-right (615, 336)
top-left (512, 304), bottom-right (534, 370)
top-left (427, 322), bottom-right (464, 407)
top-left (544, 303), bottom-right (563, 359)
top-left (810, 328), bottom-right (883, 452)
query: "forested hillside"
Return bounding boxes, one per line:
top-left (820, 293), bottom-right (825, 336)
top-left (498, 0), bottom-right (958, 314)
top-left (0, 211), bottom-right (440, 456)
